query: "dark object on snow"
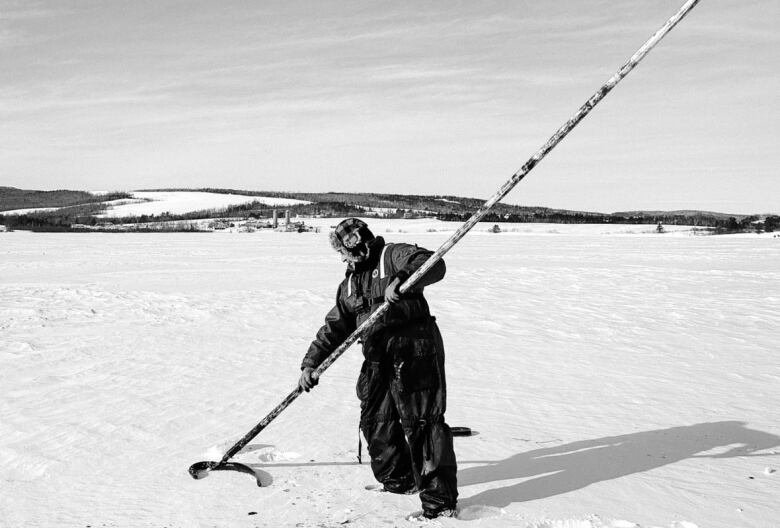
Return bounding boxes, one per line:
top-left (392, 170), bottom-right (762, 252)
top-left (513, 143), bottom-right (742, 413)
top-left (188, 460), bottom-right (266, 487)
top-left (451, 427), bottom-right (472, 437)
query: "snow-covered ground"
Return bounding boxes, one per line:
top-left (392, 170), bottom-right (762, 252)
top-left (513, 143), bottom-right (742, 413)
top-left (96, 191), bottom-right (309, 218)
top-left (1, 224), bottom-right (778, 528)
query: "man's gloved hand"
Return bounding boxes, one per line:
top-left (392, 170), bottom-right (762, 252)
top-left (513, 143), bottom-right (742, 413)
top-left (385, 277), bottom-right (403, 303)
top-left (299, 367), bottom-right (319, 392)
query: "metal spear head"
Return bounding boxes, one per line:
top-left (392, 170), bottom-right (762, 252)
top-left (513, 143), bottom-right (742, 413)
top-left (188, 460), bottom-right (269, 487)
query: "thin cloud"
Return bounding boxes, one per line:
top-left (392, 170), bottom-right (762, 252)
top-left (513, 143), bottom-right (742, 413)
top-left (365, 64), bottom-right (479, 82)
top-left (0, 5), bottom-right (64, 21)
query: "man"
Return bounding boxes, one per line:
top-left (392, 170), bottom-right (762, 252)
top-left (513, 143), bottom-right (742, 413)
top-left (299, 218), bottom-right (458, 519)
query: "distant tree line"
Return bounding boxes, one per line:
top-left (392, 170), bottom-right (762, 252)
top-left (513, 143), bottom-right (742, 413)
top-left (0, 187), bottom-right (130, 210)
top-left (1, 203), bottom-right (114, 232)
top-left (714, 215), bottom-right (779, 234)
top-left (2, 186), bottom-right (777, 234)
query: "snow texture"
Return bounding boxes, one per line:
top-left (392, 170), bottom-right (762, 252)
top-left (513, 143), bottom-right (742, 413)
top-left (1, 222), bottom-right (779, 527)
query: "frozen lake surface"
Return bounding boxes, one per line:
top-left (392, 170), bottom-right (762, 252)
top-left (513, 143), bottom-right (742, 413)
top-left (1, 223), bottom-right (778, 527)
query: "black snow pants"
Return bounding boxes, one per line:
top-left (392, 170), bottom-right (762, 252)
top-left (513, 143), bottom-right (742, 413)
top-left (357, 317), bottom-right (458, 514)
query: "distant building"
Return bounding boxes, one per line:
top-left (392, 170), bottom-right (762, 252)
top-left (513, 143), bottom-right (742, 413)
top-left (245, 219), bottom-right (271, 229)
top-left (209, 220), bottom-right (230, 230)
top-left (275, 220), bottom-right (320, 233)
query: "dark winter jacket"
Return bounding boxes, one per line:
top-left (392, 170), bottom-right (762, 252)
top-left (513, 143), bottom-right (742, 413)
top-left (302, 236), bottom-right (445, 370)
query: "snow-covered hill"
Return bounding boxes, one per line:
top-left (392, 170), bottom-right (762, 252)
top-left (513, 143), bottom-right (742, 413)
top-left (1, 225), bottom-right (778, 527)
top-left (0, 191), bottom-right (308, 217)
top-left (96, 191), bottom-right (309, 217)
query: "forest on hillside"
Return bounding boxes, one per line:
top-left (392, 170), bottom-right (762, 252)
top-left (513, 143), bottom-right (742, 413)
top-left (0, 187), bottom-right (130, 210)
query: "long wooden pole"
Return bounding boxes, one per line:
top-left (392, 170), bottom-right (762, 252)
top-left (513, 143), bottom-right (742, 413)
top-left (191, 0), bottom-right (701, 477)
top-left (315, 0), bottom-right (701, 376)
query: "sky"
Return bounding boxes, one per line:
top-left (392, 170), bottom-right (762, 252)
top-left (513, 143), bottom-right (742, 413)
top-left (1, 0), bottom-right (778, 214)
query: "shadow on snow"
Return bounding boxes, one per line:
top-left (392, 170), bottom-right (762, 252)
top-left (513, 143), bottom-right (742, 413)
top-left (458, 421), bottom-right (780, 508)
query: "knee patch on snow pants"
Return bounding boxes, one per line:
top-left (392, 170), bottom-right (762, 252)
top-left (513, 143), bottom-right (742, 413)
top-left (356, 318), bottom-right (457, 509)
top-left (357, 318), bottom-right (446, 425)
